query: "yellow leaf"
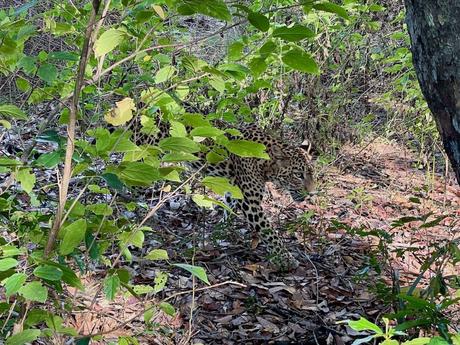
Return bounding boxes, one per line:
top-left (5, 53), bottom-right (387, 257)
top-left (153, 5), bottom-right (165, 19)
top-left (104, 97), bottom-right (136, 126)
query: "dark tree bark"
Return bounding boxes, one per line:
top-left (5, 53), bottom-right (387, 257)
top-left (404, 1), bottom-right (460, 183)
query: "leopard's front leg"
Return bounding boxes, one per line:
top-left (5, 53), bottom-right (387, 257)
top-left (237, 182), bottom-right (299, 271)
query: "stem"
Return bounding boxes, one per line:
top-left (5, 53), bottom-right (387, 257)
top-left (44, 0), bottom-right (102, 257)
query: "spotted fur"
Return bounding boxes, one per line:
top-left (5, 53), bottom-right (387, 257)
top-left (134, 120), bottom-right (315, 271)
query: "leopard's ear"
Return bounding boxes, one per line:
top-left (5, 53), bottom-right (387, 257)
top-left (300, 139), bottom-right (312, 156)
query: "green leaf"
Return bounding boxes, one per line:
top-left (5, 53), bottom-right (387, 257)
top-left (154, 272), bottom-right (168, 293)
top-left (178, 0), bottom-right (231, 21)
top-left (313, 2), bottom-right (349, 19)
top-left (119, 162), bottom-right (160, 186)
top-left (162, 152), bottom-right (199, 162)
top-left (228, 41), bottom-right (244, 60)
top-left (43, 261), bottom-right (83, 289)
top-left (103, 275), bottom-right (120, 300)
top-left (190, 126), bottom-right (225, 137)
top-left (119, 230), bottom-right (144, 249)
top-left (37, 64), bottom-right (57, 84)
top-left (159, 137), bottom-right (200, 153)
top-left (259, 40), bottom-right (277, 57)
top-left (0, 258), bottom-right (18, 271)
top-left (159, 301), bottom-right (175, 316)
top-left (35, 151), bottom-right (61, 168)
top-left (48, 51), bottom-right (79, 61)
top-left (94, 29), bottom-right (125, 57)
top-left (0, 104), bottom-right (27, 120)
top-left (145, 249), bottom-right (169, 261)
top-left (401, 338), bottom-right (431, 345)
top-left (192, 194), bottom-right (232, 212)
top-left (86, 203), bottom-right (113, 216)
top-left (155, 66), bottom-right (176, 83)
top-left (6, 329), bottom-right (41, 345)
top-left (225, 139), bottom-right (270, 159)
top-left (169, 120), bottom-right (187, 137)
top-left (33, 265), bottom-right (63, 281)
top-left (101, 172), bottom-right (125, 191)
top-left (347, 317), bottom-right (382, 334)
top-left (3, 273), bottom-right (27, 297)
top-left (16, 168), bottom-right (35, 194)
top-left (282, 47), bottom-right (319, 74)
top-left (174, 263), bottom-right (210, 285)
top-left (202, 176), bottom-right (243, 199)
top-left (273, 25), bottom-right (315, 42)
top-left (209, 76), bottom-right (226, 93)
top-left (18, 281), bottom-right (48, 303)
top-left (248, 12), bottom-right (269, 32)
top-left (59, 219), bottom-right (87, 255)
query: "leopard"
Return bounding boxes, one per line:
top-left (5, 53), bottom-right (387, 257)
top-left (132, 119), bottom-right (315, 271)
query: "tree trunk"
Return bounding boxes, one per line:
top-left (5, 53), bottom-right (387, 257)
top-left (404, 0), bottom-right (460, 184)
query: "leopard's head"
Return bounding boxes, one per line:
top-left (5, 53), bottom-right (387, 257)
top-left (269, 143), bottom-right (315, 201)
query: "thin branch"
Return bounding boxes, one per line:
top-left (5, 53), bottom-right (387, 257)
top-left (44, 0), bottom-right (102, 257)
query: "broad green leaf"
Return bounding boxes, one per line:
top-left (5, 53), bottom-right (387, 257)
top-left (202, 176), bottom-right (243, 199)
top-left (145, 249), bottom-right (169, 261)
top-left (37, 63), bottom-right (57, 84)
top-left (94, 29), bottom-right (125, 57)
top-left (159, 301), bottom-right (175, 316)
top-left (192, 194), bottom-right (232, 212)
top-left (35, 152), bottom-right (61, 168)
top-left (102, 172), bottom-right (125, 191)
top-left (209, 76), bottom-right (226, 93)
top-left (228, 41), bottom-right (244, 60)
top-left (15, 78), bottom-right (31, 92)
top-left (273, 25), bottom-right (315, 42)
top-left (155, 66), bottom-right (176, 84)
top-left (0, 245), bottom-right (23, 257)
top-left (259, 40), bottom-right (277, 57)
top-left (347, 317), bottom-right (382, 334)
top-left (6, 329), bottom-right (41, 345)
top-left (174, 263), bottom-right (210, 285)
top-left (103, 275), bottom-right (120, 300)
top-left (402, 338), bottom-right (431, 345)
top-left (313, 2), bottom-right (349, 19)
top-left (41, 261), bottom-right (83, 289)
top-left (248, 12), bottom-right (269, 32)
top-left (16, 168), bottom-right (35, 194)
top-left (0, 258), bottom-right (18, 271)
top-left (33, 265), bottom-right (63, 281)
top-left (225, 139), bottom-right (270, 159)
top-left (0, 104), bottom-right (27, 120)
top-left (178, 0), bottom-right (231, 21)
top-left (162, 152), bottom-right (199, 162)
top-left (87, 203), bottom-right (113, 216)
top-left (153, 5), bottom-right (165, 19)
top-left (190, 126), bottom-right (225, 137)
top-left (3, 273), bottom-right (27, 297)
top-left (48, 51), bottom-right (79, 61)
top-left (169, 120), bottom-right (187, 137)
top-left (159, 137), bottom-right (200, 153)
top-left (119, 162), bottom-right (160, 186)
top-left (451, 334), bottom-right (460, 345)
top-left (19, 281), bottom-right (48, 303)
top-left (427, 338), bottom-right (450, 345)
top-left (282, 47), bottom-right (319, 74)
top-left (59, 219), bottom-right (87, 255)
top-left (154, 272), bottom-right (168, 293)
top-left (381, 341), bottom-right (399, 345)
top-left (119, 230), bottom-right (144, 248)
top-left (104, 97), bottom-right (136, 126)
top-left (0, 119), bottom-right (11, 128)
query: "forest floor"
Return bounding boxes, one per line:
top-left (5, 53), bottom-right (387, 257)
top-left (67, 137), bottom-right (460, 345)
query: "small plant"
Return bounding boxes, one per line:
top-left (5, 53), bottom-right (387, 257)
top-left (347, 187), bottom-right (374, 212)
top-left (340, 316), bottom-right (460, 345)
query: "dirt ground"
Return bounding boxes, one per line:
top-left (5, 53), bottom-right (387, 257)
top-left (64, 137), bottom-right (459, 344)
